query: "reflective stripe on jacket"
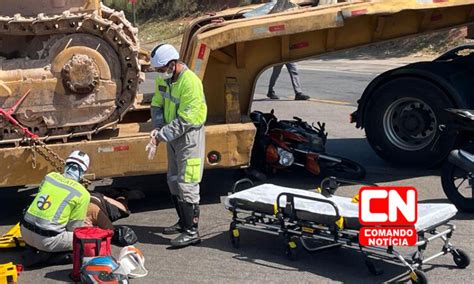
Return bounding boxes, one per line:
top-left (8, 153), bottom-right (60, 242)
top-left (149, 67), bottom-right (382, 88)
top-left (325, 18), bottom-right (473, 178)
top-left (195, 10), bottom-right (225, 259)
top-left (24, 172), bottom-right (90, 232)
top-left (151, 68), bottom-right (207, 126)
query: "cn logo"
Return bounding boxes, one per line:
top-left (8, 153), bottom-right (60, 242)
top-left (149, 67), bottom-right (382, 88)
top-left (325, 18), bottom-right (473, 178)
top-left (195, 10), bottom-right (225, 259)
top-left (359, 187), bottom-right (417, 226)
top-left (359, 186), bottom-right (418, 246)
top-left (37, 194), bottom-right (52, 211)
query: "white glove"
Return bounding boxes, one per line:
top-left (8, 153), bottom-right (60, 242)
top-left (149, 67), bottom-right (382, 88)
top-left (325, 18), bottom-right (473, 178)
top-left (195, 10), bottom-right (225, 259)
top-left (150, 129), bottom-right (159, 144)
top-left (145, 140), bottom-right (157, 160)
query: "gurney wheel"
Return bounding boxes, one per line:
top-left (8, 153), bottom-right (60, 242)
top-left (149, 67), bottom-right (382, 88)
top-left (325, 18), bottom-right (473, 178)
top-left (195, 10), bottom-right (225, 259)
top-left (284, 240), bottom-right (297, 261)
top-left (410, 270), bottom-right (427, 284)
top-left (229, 223), bottom-right (240, 249)
top-left (452, 249), bottom-right (470, 269)
top-left (230, 234), bottom-right (240, 249)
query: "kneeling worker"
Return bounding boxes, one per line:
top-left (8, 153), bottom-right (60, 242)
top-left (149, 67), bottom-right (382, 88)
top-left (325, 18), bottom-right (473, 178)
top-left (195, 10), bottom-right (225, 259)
top-left (148, 43), bottom-right (207, 247)
top-left (21, 151), bottom-right (91, 256)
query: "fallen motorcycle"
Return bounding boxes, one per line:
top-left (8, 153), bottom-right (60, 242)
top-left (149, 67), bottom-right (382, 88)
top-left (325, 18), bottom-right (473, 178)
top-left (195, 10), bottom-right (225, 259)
top-left (441, 108), bottom-right (474, 212)
top-left (250, 110), bottom-right (366, 180)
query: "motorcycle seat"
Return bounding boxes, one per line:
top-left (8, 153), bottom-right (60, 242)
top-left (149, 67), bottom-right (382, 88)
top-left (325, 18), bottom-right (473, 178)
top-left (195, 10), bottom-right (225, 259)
top-left (446, 108), bottom-right (474, 121)
top-left (459, 150), bottom-right (474, 163)
top-left (448, 149), bottom-right (474, 173)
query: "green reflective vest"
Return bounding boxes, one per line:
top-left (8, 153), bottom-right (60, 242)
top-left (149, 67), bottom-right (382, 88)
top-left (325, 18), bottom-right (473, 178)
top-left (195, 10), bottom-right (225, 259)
top-left (151, 69), bottom-right (207, 125)
top-left (25, 172), bottom-right (90, 231)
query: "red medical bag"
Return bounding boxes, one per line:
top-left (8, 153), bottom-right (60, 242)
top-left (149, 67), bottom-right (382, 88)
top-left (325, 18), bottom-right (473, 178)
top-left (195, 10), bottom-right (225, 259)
top-left (70, 227), bottom-right (113, 281)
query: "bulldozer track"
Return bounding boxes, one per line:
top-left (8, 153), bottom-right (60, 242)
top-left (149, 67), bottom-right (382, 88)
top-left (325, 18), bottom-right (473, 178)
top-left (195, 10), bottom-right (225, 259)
top-left (0, 5), bottom-right (142, 145)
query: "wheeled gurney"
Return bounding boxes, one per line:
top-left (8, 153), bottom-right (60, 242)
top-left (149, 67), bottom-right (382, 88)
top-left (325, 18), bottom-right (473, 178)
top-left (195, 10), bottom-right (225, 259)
top-left (224, 182), bottom-right (470, 283)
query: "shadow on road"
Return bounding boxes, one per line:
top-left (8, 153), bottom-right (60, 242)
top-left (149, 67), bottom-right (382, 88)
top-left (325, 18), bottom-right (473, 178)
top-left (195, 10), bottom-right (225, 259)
top-left (253, 98), bottom-right (296, 102)
top-left (127, 222), bottom-right (404, 282)
top-left (124, 224), bottom-right (173, 247)
top-left (44, 268), bottom-right (73, 282)
top-left (326, 137), bottom-right (439, 183)
top-left (175, 229), bottom-right (458, 283)
top-left (0, 187), bottom-right (35, 226)
top-left (0, 250), bottom-right (22, 265)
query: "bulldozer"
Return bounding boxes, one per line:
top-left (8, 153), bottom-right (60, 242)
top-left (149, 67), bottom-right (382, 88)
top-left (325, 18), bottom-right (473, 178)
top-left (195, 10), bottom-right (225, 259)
top-left (0, 0), bottom-right (142, 143)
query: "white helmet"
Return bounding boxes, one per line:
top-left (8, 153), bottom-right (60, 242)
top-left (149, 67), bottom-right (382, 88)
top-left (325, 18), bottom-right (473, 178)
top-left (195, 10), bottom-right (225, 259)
top-left (118, 246), bottom-right (148, 279)
top-left (65, 150), bottom-right (90, 172)
top-left (150, 44), bottom-right (179, 68)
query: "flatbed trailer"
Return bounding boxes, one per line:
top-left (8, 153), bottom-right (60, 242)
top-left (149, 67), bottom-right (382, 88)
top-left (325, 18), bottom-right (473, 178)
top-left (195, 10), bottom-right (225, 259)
top-left (0, 121), bottom-right (255, 187)
top-left (2, 0), bottom-right (474, 187)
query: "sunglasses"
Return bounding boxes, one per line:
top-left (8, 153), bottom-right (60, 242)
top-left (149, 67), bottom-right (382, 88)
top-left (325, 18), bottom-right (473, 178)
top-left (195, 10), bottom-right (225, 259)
top-left (155, 64), bottom-right (173, 73)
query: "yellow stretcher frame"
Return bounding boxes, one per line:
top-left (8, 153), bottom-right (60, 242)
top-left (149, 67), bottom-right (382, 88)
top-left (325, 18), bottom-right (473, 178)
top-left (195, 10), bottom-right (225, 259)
top-left (0, 262), bottom-right (19, 284)
top-left (0, 223), bottom-right (25, 249)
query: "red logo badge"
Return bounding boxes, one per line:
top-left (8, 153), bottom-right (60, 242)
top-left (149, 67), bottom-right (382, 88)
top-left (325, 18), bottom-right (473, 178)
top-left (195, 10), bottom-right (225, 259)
top-left (359, 186), bottom-right (418, 246)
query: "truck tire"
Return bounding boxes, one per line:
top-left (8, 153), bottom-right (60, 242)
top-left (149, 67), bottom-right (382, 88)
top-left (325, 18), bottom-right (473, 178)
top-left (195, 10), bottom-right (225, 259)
top-left (364, 77), bottom-right (455, 167)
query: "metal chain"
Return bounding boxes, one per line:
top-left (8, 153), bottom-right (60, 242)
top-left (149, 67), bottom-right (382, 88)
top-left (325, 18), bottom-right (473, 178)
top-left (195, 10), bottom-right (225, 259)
top-left (28, 139), bottom-right (65, 172)
top-left (2, 118), bottom-right (93, 187)
top-left (26, 138), bottom-right (92, 186)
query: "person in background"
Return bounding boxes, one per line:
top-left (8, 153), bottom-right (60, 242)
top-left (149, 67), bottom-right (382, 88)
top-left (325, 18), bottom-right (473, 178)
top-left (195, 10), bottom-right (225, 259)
top-left (267, 62), bottom-right (310, 100)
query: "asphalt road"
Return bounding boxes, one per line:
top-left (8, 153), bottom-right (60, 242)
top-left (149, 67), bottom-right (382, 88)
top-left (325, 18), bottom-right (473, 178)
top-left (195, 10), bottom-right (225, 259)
top-left (2, 58), bottom-right (473, 284)
top-left (253, 59), bottom-right (412, 104)
top-left (141, 58), bottom-right (416, 105)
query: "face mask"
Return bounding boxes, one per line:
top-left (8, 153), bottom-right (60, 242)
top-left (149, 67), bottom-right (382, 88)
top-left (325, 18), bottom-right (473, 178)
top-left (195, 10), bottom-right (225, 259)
top-left (157, 63), bottom-right (175, 80)
top-left (64, 163), bottom-right (83, 182)
top-left (157, 71), bottom-right (173, 80)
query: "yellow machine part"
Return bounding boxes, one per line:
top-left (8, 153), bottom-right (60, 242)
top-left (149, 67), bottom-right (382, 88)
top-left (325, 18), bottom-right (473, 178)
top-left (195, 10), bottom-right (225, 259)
top-left (0, 0), bottom-right (142, 143)
top-left (0, 122), bottom-right (256, 187)
top-left (0, 263), bottom-right (18, 284)
top-left (183, 0), bottom-right (474, 124)
top-left (0, 223), bottom-right (25, 249)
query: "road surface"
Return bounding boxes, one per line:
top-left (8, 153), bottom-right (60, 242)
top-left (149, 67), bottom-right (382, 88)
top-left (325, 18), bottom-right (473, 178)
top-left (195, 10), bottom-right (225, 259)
top-left (142, 58), bottom-right (418, 105)
top-left (2, 58), bottom-right (472, 284)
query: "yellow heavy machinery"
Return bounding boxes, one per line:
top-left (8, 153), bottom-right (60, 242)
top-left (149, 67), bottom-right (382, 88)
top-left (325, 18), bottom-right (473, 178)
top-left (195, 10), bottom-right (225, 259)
top-left (0, 0), bottom-right (142, 142)
top-left (1, 0), bottom-right (474, 187)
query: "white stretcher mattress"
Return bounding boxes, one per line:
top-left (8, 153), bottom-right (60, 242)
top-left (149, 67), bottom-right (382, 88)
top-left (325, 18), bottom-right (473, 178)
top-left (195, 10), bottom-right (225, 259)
top-left (224, 184), bottom-right (458, 231)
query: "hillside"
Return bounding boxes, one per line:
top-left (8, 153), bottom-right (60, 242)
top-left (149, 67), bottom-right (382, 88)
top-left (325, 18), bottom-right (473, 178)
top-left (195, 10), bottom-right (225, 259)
top-left (138, 16), bottom-right (473, 60)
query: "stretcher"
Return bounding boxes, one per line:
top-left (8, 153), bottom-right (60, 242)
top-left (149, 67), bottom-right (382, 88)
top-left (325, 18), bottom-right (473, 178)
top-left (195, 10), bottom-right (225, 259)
top-left (224, 180), bottom-right (471, 283)
top-left (0, 223), bottom-right (25, 249)
top-left (0, 262), bottom-right (21, 284)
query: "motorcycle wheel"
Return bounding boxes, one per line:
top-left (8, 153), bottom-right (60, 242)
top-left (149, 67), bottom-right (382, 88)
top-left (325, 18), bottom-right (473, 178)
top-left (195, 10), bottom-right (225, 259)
top-left (441, 161), bottom-right (474, 213)
top-left (319, 156), bottom-right (366, 180)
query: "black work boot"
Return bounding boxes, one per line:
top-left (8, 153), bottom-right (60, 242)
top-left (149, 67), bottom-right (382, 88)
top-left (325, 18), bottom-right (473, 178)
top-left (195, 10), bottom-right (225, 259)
top-left (295, 93), bottom-right (310, 100)
top-left (22, 246), bottom-right (73, 268)
top-left (22, 247), bottom-right (52, 268)
top-left (170, 202), bottom-right (200, 248)
top-left (267, 91), bottom-right (280, 100)
top-left (163, 195), bottom-right (183, 235)
top-left (47, 252), bottom-right (73, 266)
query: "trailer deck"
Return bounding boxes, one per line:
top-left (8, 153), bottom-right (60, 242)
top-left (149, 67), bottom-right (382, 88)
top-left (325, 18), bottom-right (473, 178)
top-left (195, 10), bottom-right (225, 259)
top-left (0, 120), bottom-right (255, 187)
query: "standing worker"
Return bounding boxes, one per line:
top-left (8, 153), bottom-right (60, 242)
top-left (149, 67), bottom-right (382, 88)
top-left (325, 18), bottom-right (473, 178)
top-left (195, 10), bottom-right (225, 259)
top-left (267, 62), bottom-right (310, 100)
top-left (20, 151), bottom-right (90, 265)
top-left (147, 43), bottom-right (207, 248)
